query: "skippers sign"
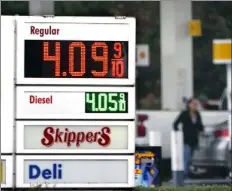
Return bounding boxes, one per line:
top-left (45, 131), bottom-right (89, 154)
top-left (16, 121), bottom-right (135, 153)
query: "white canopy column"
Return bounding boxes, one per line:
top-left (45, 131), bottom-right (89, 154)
top-left (29, 0), bottom-right (54, 15)
top-left (160, 0), bottom-right (193, 110)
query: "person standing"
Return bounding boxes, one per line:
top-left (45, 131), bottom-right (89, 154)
top-left (173, 98), bottom-right (204, 179)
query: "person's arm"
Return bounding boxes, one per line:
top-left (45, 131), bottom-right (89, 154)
top-left (173, 111), bottom-right (184, 131)
top-left (197, 112), bottom-right (204, 133)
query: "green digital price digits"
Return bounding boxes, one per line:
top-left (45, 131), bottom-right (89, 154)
top-left (85, 92), bottom-right (128, 113)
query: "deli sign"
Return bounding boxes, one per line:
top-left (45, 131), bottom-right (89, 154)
top-left (16, 121), bottom-right (135, 154)
top-left (16, 155), bottom-right (134, 188)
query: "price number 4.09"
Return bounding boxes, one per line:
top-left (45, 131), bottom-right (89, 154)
top-left (43, 41), bottom-right (125, 77)
top-left (85, 92), bottom-right (128, 113)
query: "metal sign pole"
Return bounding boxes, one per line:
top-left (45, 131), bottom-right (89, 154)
top-left (212, 38), bottom-right (232, 155)
top-left (226, 64), bottom-right (231, 150)
top-left (171, 131), bottom-right (184, 186)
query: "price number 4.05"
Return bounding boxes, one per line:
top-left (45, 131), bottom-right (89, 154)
top-left (85, 92), bottom-right (128, 113)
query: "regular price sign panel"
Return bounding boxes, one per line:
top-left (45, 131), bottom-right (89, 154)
top-left (16, 86), bottom-right (135, 120)
top-left (16, 17), bottom-right (136, 85)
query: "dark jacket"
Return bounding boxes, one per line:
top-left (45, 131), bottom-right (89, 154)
top-left (173, 110), bottom-right (204, 148)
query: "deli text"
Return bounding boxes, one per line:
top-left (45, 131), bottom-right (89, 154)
top-left (29, 164), bottom-right (62, 180)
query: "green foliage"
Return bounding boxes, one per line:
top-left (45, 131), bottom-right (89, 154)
top-left (1, 1), bottom-right (29, 15)
top-left (135, 185), bottom-right (231, 191)
top-left (192, 2), bottom-right (230, 99)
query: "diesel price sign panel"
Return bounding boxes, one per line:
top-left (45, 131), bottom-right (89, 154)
top-left (16, 86), bottom-right (135, 120)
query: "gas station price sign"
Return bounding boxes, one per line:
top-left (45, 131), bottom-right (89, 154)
top-left (16, 17), bottom-right (136, 85)
top-left (13, 16), bottom-right (136, 189)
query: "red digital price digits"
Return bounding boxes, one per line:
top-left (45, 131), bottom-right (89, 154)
top-left (43, 41), bottom-right (125, 77)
